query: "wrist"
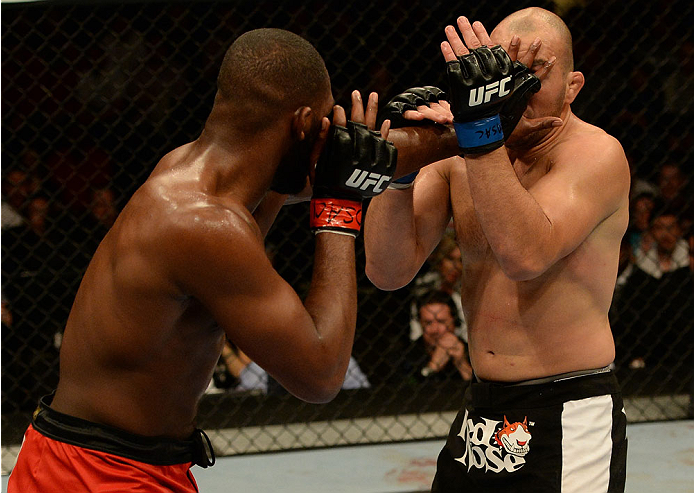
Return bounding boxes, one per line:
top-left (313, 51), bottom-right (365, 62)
top-left (310, 197), bottom-right (362, 235)
top-left (388, 171), bottom-right (419, 190)
top-left (453, 115), bottom-right (504, 155)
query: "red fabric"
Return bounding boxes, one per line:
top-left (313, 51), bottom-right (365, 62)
top-left (8, 425), bottom-right (199, 493)
top-left (310, 198), bottom-right (362, 232)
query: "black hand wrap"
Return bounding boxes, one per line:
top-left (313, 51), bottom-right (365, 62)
top-left (311, 121), bottom-right (397, 236)
top-left (447, 45), bottom-right (514, 155)
top-left (500, 62), bottom-right (541, 138)
top-left (376, 86), bottom-right (447, 129)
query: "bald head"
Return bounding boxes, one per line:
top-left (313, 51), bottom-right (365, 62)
top-left (494, 7), bottom-right (574, 72)
top-left (216, 28), bottom-right (331, 131)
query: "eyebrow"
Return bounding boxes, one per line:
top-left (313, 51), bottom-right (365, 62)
top-left (531, 58), bottom-right (548, 68)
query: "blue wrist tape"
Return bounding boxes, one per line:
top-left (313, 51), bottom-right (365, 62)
top-left (454, 115), bottom-right (504, 150)
top-left (392, 171), bottom-right (418, 184)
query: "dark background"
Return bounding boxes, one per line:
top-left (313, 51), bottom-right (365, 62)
top-left (2, 0), bottom-right (692, 457)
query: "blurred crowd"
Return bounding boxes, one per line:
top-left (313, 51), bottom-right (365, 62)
top-left (2, 0), bottom-right (693, 414)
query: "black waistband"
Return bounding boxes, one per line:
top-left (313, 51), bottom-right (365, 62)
top-left (469, 369), bottom-right (621, 409)
top-left (32, 393), bottom-right (215, 468)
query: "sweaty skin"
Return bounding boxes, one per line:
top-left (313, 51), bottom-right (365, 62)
top-left (365, 9), bottom-right (630, 382)
top-left (50, 53), bottom-right (390, 438)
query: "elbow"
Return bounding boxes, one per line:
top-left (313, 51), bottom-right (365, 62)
top-left (291, 375), bottom-right (343, 404)
top-left (497, 253), bottom-right (550, 282)
top-left (365, 263), bottom-right (413, 291)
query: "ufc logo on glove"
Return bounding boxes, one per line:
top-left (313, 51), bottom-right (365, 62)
top-left (345, 170), bottom-right (392, 194)
top-left (447, 45), bottom-right (515, 154)
top-left (310, 120), bottom-right (397, 236)
top-left (468, 76), bottom-right (512, 106)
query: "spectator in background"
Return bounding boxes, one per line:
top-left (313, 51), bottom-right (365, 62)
top-left (90, 187), bottom-right (118, 229)
top-left (627, 192), bottom-right (656, 253)
top-left (405, 290), bottom-right (472, 383)
top-left (614, 203), bottom-right (693, 374)
top-left (625, 152), bottom-right (658, 199)
top-left (656, 161), bottom-right (693, 236)
top-left (208, 341), bottom-right (370, 394)
top-left (409, 231), bottom-right (467, 343)
top-left (1, 179), bottom-right (63, 411)
top-left (658, 162), bottom-right (688, 205)
top-left (634, 202), bottom-right (690, 279)
top-left (1, 169), bottom-right (39, 230)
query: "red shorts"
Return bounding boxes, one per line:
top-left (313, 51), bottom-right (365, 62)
top-left (8, 424), bottom-right (199, 493)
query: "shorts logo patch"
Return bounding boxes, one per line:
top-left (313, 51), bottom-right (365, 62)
top-left (494, 416), bottom-right (532, 457)
top-left (455, 410), bottom-right (534, 474)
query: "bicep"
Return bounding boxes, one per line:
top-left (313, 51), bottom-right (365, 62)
top-left (530, 138), bottom-right (629, 259)
top-left (173, 223), bottom-right (317, 380)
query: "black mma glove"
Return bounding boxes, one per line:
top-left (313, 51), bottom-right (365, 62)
top-left (376, 86), bottom-right (447, 129)
top-left (447, 45), bottom-right (514, 155)
top-left (310, 121), bottom-right (397, 236)
top-left (499, 62), bottom-right (541, 139)
top-left (377, 86), bottom-right (446, 189)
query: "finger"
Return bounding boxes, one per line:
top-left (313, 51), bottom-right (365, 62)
top-left (521, 116), bottom-right (563, 133)
top-left (534, 56), bottom-right (557, 81)
top-left (332, 104), bottom-right (347, 127)
top-left (436, 100), bottom-right (452, 114)
top-left (364, 92), bottom-right (379, 130)
top-left (416, 105), bottom-right (453, 124)
top-left (456, 16), bottom-right (481, 49)
top-left (471, 20), bottom-right (492, 46)
top-left (403, 110), bottom-right (426, 122)
top-left (444, 25), bottom-right (468, 57)
top-left (518, 37), bottom-right (542, 68)
top-left (441, 41), bottom-right (459, 62)
top-left (428, 102), bottom-right (454, 121)
top-left (507, 35), bottom-right (521, 61)
top-left (530, 116), bottom-right (563, 130)
top-left (379, 119), bottom-right (391, 140)
top-left (350, 90), bottom-right (364, 123)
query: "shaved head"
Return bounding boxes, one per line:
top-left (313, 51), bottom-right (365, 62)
top-left (494, 7), bottom-right (574, 73)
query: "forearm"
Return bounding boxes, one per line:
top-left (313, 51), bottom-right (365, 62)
top-left (465, 148), bottom-right (553, 279)
top-left (388, 125), bottom-right (458, 178)
top-left (302, 232), bottom-right (358, 393)
top-left (364, 190), bottom-right (427, 290)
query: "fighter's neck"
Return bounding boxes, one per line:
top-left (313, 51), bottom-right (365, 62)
top-left (508, 107), bottom-right (575, 164)
top-left (188, 131), bottom-right (283, 212)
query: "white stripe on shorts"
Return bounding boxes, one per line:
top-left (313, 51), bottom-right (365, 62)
top-left (561, 394), bottom-right (614, 493)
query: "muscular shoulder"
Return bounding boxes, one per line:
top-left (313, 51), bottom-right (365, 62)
top-left (552, 118), bottom-right (630, 196)
top-left (558, 118), bottom-right (627, 170)
top-left (130, 180), bottom-right (264, 287)
top-left (162, 195), bottom-right (260, 259)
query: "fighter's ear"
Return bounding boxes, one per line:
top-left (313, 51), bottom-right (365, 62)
top-left (292, 107), bottom-right (313, 141)
top-left (565, 71), bottom-right (584, 105)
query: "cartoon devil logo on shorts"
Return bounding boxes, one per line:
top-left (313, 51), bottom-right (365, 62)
top-left (455, 411), bottom-right (534, 473)
top-left (494, 416), bottom-right (532, 457)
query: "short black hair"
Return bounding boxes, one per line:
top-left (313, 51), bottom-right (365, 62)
top-left (416, 290), bottom-right (461, 327)
top-left (649, 198), bottom-right (682, 226)
top-left (217, 28), bottom-right (330, 117)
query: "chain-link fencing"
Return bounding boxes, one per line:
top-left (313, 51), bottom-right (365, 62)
top-left (2, 0), bottom-right (693, 474)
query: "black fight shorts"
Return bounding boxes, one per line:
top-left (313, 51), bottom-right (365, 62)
top-left (432, 368), bottom-right (627, 493)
